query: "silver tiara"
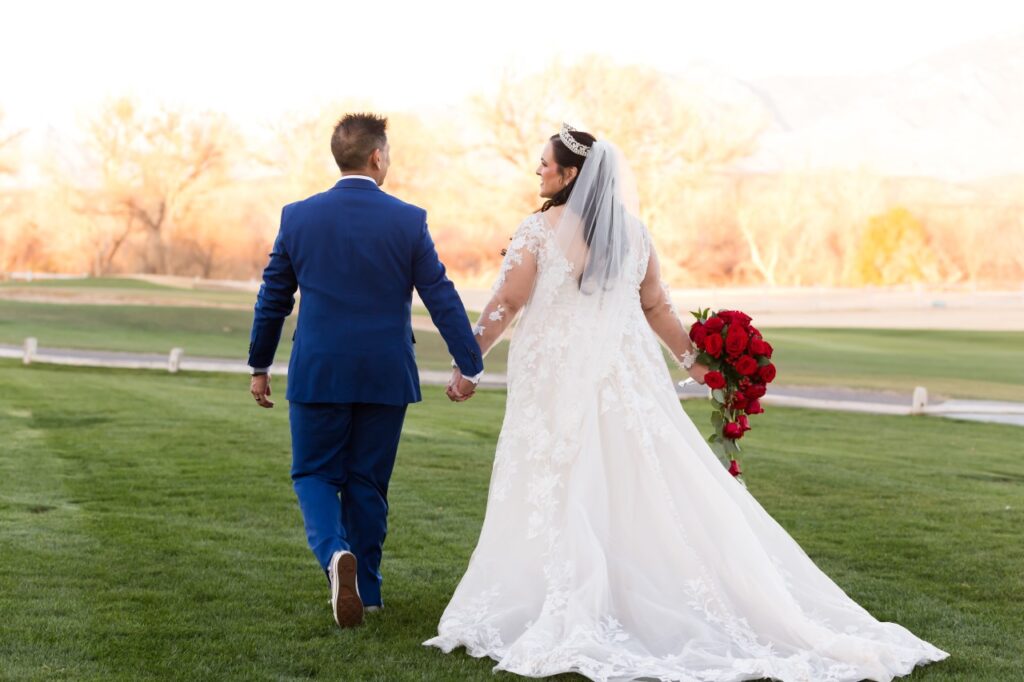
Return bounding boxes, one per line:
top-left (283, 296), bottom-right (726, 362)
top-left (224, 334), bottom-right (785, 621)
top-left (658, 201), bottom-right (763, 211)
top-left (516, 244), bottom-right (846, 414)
top-left (559, 122), bottom-right (590, 157)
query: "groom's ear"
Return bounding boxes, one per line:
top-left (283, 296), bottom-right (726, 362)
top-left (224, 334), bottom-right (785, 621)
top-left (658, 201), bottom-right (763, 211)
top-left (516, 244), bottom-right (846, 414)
top-left (371, 147), bottom-right (384, 169)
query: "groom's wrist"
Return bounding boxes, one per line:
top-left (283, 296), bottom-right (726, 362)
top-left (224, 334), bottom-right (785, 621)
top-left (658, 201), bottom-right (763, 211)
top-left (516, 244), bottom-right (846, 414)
top-left (451, 359), bottom-right (483, 385)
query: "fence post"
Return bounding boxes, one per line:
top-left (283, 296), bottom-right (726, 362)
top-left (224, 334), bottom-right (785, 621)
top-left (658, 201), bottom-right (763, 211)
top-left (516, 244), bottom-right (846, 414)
top-left (23, 337), bottom-right (38, 365)
top-left (168, 348), bottom-right (184, 374)
top-left (911, 386), bottom-right (928, 414)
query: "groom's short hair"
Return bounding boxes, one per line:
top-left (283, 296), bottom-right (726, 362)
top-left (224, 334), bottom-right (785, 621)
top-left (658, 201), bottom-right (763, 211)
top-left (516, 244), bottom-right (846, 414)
top-left (331, 113), bottom-right (388, 171)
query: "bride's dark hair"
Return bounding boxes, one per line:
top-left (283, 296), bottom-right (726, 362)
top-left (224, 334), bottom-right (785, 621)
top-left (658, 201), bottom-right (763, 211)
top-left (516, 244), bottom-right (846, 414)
top-left (539, 129), bottom-right (597, 213)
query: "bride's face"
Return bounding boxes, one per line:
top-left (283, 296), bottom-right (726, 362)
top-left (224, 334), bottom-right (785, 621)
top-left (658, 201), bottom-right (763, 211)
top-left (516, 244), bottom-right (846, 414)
top-left (536, 141), bottom-right (566, 199)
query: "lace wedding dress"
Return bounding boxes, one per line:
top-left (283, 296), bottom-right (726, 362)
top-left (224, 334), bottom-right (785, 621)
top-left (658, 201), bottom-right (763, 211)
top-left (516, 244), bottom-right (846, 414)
top-left (424, 142), bottom-right (948, 682)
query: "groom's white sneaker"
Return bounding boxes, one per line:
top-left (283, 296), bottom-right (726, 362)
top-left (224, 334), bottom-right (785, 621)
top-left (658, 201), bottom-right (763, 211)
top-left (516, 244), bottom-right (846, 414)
top-left (328, 550), bottom-right (363, 628)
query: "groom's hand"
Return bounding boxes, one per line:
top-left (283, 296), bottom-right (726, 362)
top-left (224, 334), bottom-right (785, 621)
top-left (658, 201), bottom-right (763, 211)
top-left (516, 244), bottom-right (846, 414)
top-left (446, 368), bottom-right (476, 402)
top-left (250, 373), bottom-right (275, 408)
top-left (456, 376), bottom-right (477, 400)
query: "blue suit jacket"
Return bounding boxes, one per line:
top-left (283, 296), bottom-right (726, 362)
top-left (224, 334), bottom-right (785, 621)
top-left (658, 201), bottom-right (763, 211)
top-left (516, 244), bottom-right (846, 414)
top-left (248, 178), bottom-right (483, 405)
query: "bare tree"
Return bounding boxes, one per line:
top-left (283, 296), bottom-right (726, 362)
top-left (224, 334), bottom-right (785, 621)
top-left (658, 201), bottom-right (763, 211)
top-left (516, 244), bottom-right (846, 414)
top-left (73, 98), bottom-right (238, 274)
top-left (732, 170), bottom-right (885, 287)
top-left (0, 109), bottom-right (24, 177)
top-left (0, 109), bottom-right (29, 272)
top-left (473, 59), bottom-right (768, 285)
top-left (263, 108), bottom-right (347, 202)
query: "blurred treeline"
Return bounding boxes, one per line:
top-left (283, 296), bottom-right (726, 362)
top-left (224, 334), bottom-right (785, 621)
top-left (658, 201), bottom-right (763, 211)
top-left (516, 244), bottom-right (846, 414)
top-left (1, 60), bottom-right (1022, 288)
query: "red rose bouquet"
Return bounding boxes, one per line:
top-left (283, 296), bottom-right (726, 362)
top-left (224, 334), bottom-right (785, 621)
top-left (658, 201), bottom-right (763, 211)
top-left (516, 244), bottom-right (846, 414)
top-left (688, 308), bottom-right (776, 483)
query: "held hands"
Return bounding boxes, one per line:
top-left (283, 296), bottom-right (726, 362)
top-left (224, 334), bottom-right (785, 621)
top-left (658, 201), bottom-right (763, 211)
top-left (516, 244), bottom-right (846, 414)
top-left (250, 373), bottom-right (275, 408)
top-left (446, 367), bottom-right (477, 402)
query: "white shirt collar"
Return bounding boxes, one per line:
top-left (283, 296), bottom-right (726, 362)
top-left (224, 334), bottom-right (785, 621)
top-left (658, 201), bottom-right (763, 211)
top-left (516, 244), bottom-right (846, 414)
top-left (339, 174), bottom-right (378, 184)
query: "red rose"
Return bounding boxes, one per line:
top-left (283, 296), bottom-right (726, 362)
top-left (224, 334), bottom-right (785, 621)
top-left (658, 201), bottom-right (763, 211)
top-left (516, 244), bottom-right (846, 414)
top-left (733, 354), bottom-right (758, 376)
top-left (749, 325), bottom-right (761, 337)
top-left (728, 459), bottom-right (743, 477)
top-left (737, 414), bottom-right (751, 432)
top-left (761, 342), bottom-right (774, 359)
top-left (746, 383), bottom-right (767, 399)
top-left (703, 317), bottom-right (724, 334)
top-left (717, 312), bottom-right (738, 330)
top-left (704, 370), bottom-right (725, 389)
top-left (703, 333), bottom-right (723, 357)
top-left (689, 322), bottom-right (708, 348)
top-left (745, 399), bottom-right (764, 415)
top-left (723, 421), bottom-right (745, 439)
top-left (725, 324), bottom-right (749, 356)
top-left (749, 337), bottom-right (769, 356)
top-left (731, 393), bottom-right (749, 411)
top-left (758, 363), bottom-right (776, 383)
top-left (719, 310), bottom-right (752, 327)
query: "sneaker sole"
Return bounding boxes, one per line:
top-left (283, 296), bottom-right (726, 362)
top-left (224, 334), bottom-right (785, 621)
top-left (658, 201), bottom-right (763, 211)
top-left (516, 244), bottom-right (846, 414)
top-left (331, 552), bottom-right (363, 628)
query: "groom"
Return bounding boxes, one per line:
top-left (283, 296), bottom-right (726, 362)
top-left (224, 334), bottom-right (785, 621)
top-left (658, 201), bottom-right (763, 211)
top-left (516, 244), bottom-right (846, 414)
top-left (247, 113), bottom-right (483, 628)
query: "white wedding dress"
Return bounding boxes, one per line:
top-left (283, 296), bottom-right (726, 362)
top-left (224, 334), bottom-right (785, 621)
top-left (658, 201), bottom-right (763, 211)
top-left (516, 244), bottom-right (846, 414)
top-left (424, 142), bottom-right (948, 682)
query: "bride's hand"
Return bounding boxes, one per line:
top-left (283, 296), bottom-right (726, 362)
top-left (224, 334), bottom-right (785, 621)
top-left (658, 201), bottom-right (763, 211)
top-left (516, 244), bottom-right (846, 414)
top-left (687, 363), bottom-right (710, 385)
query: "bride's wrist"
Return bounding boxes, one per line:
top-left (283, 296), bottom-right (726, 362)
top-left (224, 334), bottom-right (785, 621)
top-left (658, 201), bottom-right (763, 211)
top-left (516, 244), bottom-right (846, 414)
top-left (679, 347), bottom-right (698, 370)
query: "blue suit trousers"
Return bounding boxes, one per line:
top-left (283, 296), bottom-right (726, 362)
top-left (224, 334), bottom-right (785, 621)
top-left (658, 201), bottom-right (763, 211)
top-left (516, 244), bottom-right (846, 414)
top-left (289, 400), bottom-right (408, 607)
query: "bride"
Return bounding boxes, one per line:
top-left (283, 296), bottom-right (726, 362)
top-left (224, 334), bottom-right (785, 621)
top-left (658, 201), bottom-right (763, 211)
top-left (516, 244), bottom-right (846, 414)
top-left (425, 125), bottom-right (948, 681)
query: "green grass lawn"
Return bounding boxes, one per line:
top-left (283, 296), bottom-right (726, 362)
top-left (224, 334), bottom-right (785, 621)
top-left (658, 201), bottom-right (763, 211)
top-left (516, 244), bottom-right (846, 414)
top-left (762, 328), bottom-right (1024, 402)
top-left (3, 298), bottom-right (1022, 400)
top-left (0, 361), bottom-right (1020, 680)
top-left (0, 277), bottom-right (260, 307)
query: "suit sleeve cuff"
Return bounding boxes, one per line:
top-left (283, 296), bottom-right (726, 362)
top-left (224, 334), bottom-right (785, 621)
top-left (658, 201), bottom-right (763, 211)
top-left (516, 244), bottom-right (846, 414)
top-left (451, 359), bottom-right (483, 384)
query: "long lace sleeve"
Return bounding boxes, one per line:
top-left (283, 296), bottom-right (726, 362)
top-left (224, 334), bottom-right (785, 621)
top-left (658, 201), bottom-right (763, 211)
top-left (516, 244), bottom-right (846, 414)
top-left (471, 216), bottom-right (547, 358)
top-left (638, 241), bottom-right (699, 369)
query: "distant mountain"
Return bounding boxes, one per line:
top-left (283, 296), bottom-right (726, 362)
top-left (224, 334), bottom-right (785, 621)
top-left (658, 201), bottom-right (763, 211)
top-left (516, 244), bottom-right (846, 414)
top-left (731, 32), bottom-right (1024, 181)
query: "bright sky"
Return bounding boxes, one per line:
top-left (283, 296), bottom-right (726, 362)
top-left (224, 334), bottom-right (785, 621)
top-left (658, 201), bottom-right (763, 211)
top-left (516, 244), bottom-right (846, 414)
top-left (2, 0), bottom-right (1023, 130)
